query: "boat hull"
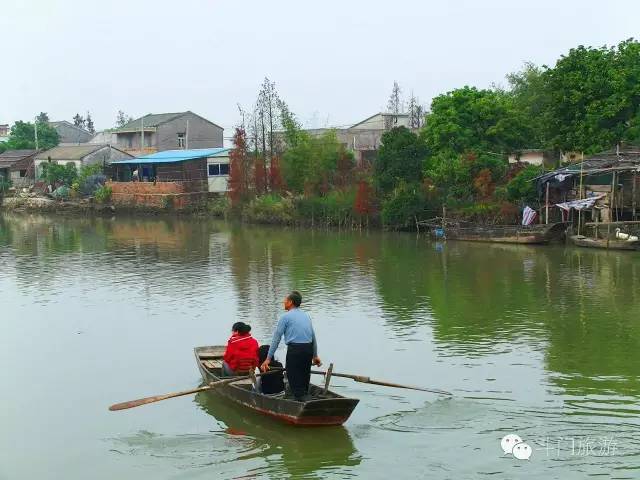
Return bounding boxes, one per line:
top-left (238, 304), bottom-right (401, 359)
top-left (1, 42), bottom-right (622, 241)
top-left (446, 233), bottom-right (547, 244)
top-left (426, 222), bottom-right (567, 245)
top-left (570, 235), bottom-right (640, 251)
top-left (194, 346), bottom-right (359, 426)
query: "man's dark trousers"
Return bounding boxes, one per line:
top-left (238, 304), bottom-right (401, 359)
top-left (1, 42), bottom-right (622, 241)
top-left (286, 343), bottom-right (314, 400)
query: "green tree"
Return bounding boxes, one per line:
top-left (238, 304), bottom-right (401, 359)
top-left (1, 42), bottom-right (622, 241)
top-left (541, 39), bottom-right (640, 153)
top-left (381, 181), bottom-right (427, 228)
top-left (36, 112), bottom-right (50, 123)
top-left (5, 121), bottom-right (59, 150)
top-left (85, 111), bottom-right (95, 134)
top-left (116, 110), bottom-right (132, 128)
top-left (425, 151), bottom-right (508, 206)
top-left (421, 86), bottom-right (531, 155)
top-left (374, 126), bottom-right (428, 196)
top-left (73, 113), bottom-right (85, 129)
top-left (41, 162), bottom-right (77, 186)
top-left (506, 164), bottom-right (543, 204)
top-left (506, 63), bottom-right (548, 148)
top-left (278, 106), bottom-right (353, 195)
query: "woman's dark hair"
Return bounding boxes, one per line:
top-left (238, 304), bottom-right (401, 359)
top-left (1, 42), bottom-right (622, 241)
top-left (287, 290), bottom-right (302, 307)
top-left (232, 321), bottom-right (251, 334)
top-left (258, 345), bottom-right (270, 364)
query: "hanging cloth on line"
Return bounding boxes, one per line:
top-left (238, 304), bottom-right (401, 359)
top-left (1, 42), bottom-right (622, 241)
top-left (522, 206), bottom-right (537, 226)
top-left (555, 193), bottom-right (607, 212)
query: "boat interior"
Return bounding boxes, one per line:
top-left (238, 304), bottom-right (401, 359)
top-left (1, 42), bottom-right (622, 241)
top-left (196, 346), bottom-right (341, 400)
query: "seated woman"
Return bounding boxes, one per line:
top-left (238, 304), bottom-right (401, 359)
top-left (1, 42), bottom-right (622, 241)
top-left (222, 322), bottom-right (259, 376)
top-left (257, 345), bottom-right (285, 395)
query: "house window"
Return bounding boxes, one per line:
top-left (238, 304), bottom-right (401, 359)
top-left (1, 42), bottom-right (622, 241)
top-left (19, 170), bottom-right (27, 177)
top-left (208, 163), bottom-right (229, 176)
top-left (177, 133), bottom-right (185, 148)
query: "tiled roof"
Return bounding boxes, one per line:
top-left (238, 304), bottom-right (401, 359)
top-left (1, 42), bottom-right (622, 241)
top-left (117, 112), bottom-right (187, 131)
top-left (35, 144), bottom-right (108, 161)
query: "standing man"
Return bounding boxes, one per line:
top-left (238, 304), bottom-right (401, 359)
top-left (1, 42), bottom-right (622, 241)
top-left (261, 290), bottom-right (322, 401)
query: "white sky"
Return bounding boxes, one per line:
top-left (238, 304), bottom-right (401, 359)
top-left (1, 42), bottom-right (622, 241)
top-left (1, 0), bottom-right (638, 135)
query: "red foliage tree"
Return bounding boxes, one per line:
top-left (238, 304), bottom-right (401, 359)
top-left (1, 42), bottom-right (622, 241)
top-left (335, 150), bottom-right (355, 189)
top-left (269, 155), bottom-right (284, 193)
top-left (354, 180), bottom-right (374, 216)
top-left (254, 156), bottom-right (267, 194)
top-left (473, 168), bottom-right (495, 199)
top-left (228, 128), bottom-right (251, 206)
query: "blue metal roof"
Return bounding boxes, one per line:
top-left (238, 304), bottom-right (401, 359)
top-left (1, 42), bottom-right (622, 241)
top-left (111, 148), bottom-right (230, 164)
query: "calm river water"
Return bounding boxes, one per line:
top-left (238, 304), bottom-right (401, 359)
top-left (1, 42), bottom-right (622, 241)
top-left (1, 213), bottom-right (640, 479)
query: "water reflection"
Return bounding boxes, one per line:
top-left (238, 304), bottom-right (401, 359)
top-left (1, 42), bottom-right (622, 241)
top-left (194, 391), bottom-right (361, 479)
top-left (3, 213), bottom-right (640, 478)
top-left (3, 214), bottom-right (640, 393)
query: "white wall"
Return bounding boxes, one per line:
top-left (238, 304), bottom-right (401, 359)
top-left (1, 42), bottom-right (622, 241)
top-left (207, 153), bottom-right (230, 193)
top-left (508, 151), bottom-right (544, 166)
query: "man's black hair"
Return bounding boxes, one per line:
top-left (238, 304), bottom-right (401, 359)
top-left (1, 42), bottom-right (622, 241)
top-left (288, 290), bottom-right (302, 307)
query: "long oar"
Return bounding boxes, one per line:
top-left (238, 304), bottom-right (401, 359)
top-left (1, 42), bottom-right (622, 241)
top-left (311, 370), bottom-right (452, 396)
top-left (109, 370), bottom-right (281, 411)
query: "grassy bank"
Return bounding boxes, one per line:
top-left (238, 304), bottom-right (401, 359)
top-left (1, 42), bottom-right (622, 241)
top-left (210, 191), bottom-right (377, 228)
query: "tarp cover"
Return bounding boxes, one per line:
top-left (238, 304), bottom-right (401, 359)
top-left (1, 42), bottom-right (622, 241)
top-left (555, 193), bottom-right (607, 212)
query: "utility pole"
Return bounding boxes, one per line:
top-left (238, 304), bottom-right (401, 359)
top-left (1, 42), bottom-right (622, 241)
top-left (185, 119), bottom-right (189, 149)
top-left (140, 116), bottom-right (144, 154)
top-left (34, 117), bottom-right (39, 150)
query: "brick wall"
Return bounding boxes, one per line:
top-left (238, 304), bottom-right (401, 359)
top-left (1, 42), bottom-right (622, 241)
top-left (108, 181), bottom-right (207, 209)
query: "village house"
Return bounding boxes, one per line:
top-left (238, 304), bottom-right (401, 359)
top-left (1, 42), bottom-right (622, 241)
top-left (0, 124), bottom-right (9, 143)
top-left (0, 149), bottom-right (39, 187)
top-left (508, 149), bottom-right (581, 168)
top-left (508, 149), bottom-right (548, 167)
top-left (109, 147), bottom-right (230, 209)
top-left (34, 144), bottom-right (133, 179)
top-left (49, 121), bottom-right (93, 144)
top-left (292, 112), bottom-right (412, 167)
top-left (114, 111), bottom-right (223, 157)
top-left (88, 130), bottom-right (118, 145)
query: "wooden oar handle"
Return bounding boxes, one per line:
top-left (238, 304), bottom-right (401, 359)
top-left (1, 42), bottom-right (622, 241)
top-left (109, 368), bottom-right (286, 411)
top-left (310, 369), bottom-right (452, 396)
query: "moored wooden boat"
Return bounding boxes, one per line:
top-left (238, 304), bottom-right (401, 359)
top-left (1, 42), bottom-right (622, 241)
top-left (194, 346), bottom-right (359, 426)
top-left (420, 220), bottom-right (568, 245)
top-left (570, 235), bottom-right (640, 251)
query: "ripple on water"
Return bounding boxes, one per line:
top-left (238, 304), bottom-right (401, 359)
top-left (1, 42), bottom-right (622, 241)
top-left (370, 395), bottom-right (640, 479)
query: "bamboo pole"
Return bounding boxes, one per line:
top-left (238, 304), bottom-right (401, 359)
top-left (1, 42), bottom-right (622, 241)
top-left (577, 159), bottom-right (584, 236)
top-left (608, 172), bottom-right (615, 249)
top-left (633, 170), bottom-right (637, 221)
top-left (545, 182), bottom-right (550, 225)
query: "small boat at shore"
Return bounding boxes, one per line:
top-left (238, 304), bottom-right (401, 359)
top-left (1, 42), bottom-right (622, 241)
top-left (570, 235), bottom-right (640, 251)
top-left (194, 346), bottom-right (359, 426)
top-left (419, 220), bottom-right (568, 245)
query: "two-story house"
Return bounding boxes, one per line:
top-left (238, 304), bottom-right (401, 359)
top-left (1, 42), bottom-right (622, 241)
top-left (291, 112), bottom-right (412, 167)
top-left (114, 111), bottom-right (223, 156)
top-left (49, 121), bottom-right (93, 144)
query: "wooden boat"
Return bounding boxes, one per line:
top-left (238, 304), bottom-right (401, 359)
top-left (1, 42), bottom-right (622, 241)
top-left (194, 345), bottom-right (359, 426)
top-left (570, 235), bottom-right (640, 251)
top-left (421, 220), bottom-right (568, 245)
